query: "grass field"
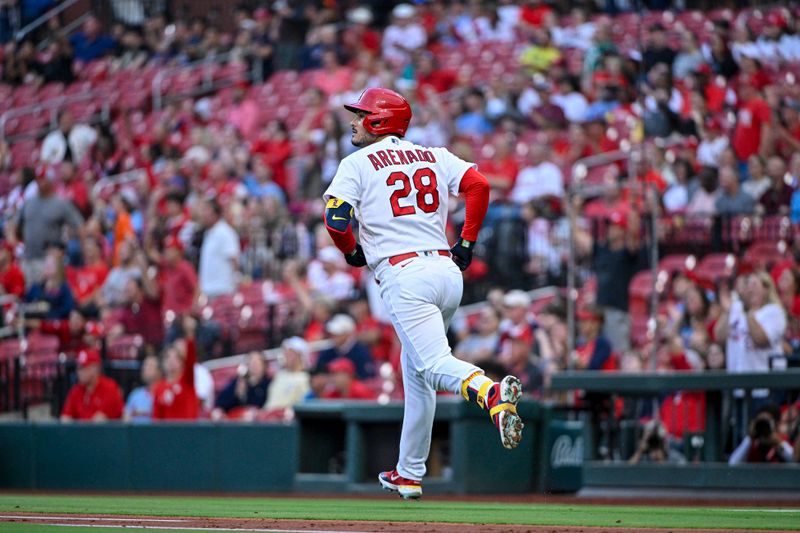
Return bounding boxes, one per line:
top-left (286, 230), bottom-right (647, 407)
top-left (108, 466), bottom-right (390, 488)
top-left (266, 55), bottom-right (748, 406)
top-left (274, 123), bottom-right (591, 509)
top-left (1, 494), bottom-right (799, 532)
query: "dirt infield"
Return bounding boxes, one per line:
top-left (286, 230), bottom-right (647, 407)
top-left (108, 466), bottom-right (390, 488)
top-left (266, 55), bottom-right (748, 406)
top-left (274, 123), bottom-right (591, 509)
top-left (0, 513), bottom-right (784, 533)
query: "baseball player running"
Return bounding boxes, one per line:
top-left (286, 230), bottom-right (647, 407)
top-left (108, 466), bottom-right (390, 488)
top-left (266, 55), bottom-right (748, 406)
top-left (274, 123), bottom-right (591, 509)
top-left (323, 88), bottom-right (523, 499)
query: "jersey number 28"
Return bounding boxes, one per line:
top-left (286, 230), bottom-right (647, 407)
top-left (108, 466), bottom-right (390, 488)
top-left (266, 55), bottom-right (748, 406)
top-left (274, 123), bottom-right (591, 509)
top-left (386, 168), bottom-right (439, 217)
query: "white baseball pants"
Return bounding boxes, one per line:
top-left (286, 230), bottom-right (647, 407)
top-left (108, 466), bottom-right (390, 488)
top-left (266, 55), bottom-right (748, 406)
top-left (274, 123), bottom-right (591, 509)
top-left (374, 252), bottom-right (483, 481)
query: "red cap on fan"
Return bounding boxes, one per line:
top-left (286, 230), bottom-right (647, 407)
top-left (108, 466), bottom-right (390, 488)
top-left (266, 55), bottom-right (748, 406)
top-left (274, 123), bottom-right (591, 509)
top-left (77, 348), bottom-right (101, 368)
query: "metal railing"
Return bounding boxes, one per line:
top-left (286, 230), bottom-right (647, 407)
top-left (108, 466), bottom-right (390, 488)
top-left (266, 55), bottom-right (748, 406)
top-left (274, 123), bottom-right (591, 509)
top-left (14, 0), bottom-right (82, 42)
top-left (0, 90), bottom-right (112, 142)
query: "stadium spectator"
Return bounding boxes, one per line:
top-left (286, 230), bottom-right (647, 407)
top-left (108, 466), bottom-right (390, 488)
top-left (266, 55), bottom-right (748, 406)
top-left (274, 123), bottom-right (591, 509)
top-left (152, 318), bottom-right (199, 420)
top-left (732, 82), bottom-right (771, 163)
top-left (198, 199), bottom-right (240, 299)
top-left (382, 4), bottom-right (426, 66)
top-left (321, 357), bottom-right (377, 400)
top-left (575, 208), bottom-right (644, 354)
top-left (552, 76), bottom-right (589, 124)
top-left (454, 306), bottom-right (501, 364)
top-left (26, 308), bottom-right (101, 354)
top-left (314, 314), bottom-right (375, 379)
top-left (759, 156), bottom-right (793, 216)
top-left (686, 167), bottom-right (720, 216)
top-left (454, 88), bottom-right (494, 137)
top-left (109, 275), bottom-right (163, 352)
top-left (61, 348), bottom-right (124, 422)
top-left (742, 155), bottom-right (770, 201)
top-left (497, 290), bottom-right (534, 362)
top-left (715, 166), bottom-right (755, 216)
top-left (729, 406), bottom-right (794, 464)
top-left (716, 271), bottom-right (786, 377)
top-left (673, 32), bottom-right (704, 80)
top-left (155, 236), bottom-right (197, 320)
top-left (0, 242), bottom-right (24, 298)
top-left (306, 246), bottom-right (355, 300)
top-left (572, 305), bottom-right (614, 370)
top-left (265, 337), bottom-right (311, 410)
top-left (25, 248), bottom-right (76, 320)
top-left (509, 144), bottom-right (564, 204)
top-left (227, 82), bottom-right (260, 140)
top-left (100, 240), bottom-right (141, 308)
top-left (40, 110), bottom-right (98, 165)
top-left (12, 166), bottom-right (83, 286)
top-left (69, 16), bottom-right (116, 62)
top-left (66, 237), bottom-right (108, 314)
top-left (629, 420), bottom-right (686, 464)
top-left (214, 351), bottom-right (270, 416)
top-left (643, 24), bottom-right (676, 74)
top-left (124, 355), bottom-right (162, 422)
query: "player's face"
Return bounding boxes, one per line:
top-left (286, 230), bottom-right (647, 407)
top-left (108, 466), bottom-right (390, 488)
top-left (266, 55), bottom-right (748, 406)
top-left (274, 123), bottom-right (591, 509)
top-left (350, 111), bottom-right (375, 147)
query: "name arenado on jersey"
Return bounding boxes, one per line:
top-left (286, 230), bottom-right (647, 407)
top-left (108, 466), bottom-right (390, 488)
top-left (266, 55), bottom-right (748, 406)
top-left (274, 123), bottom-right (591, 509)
top-left (367, 148), bottom-right (437, 171)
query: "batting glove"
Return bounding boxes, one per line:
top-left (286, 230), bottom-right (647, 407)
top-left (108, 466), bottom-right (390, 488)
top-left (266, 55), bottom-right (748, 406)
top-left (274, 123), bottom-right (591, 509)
top-left (345, 244), bottom-right (367, 268)
top-left (450, 238), bottom-right (474, 271)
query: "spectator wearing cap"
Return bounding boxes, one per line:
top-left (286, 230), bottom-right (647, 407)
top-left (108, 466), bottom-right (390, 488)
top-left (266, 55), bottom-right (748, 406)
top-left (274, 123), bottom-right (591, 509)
top-left (498, 290), bottom-right (534, 362)
top-left (509, 144), bottom-right (564, 204)
top-left (265, 337), bottom-right (311, 410)
top-left (321, 357), bottom-right (377, 400)
top-left (307, 246), bottom-right (355, 301)
top-left (124, 355), bottom-right (162, 423)
top-left (69, 16), bottom-right (116, 62)
top-left (759, 156), bottom-right (793, 216)
top-left (198, 199), bottom-right (240, 299)
top-left (342, 7), bottom-right (380, 57)
top-left (315, 314), bottom-right (376, 380)
top-left (572, 305), bottom-right (614, 371)
top-left (61, 349), bottom-right (124, 422)
top-left (575, 208), bottom-right (644, 354)
top-left (25, 248), bottom-right (76, 320)
top-left (0, 242), bottom-right (24, 299)
top-left (12, 165), bottom-right (83, 287)
top-left (214, 351), bottom-right (270, 417)
top-left (152, 317), bottom-right (199, 420)
top-left (455, 306), bottom-right (501, 364)
top-left (715, 166), bottom-right (755, 216)
top-left (732, 82), bottom-right (771, 163)
top-left (382, 4), bottom-right (426, 65)
top-left (743, 155), bottom-right (770, 201)
top-left (156, 236), bottom-right (198, 321)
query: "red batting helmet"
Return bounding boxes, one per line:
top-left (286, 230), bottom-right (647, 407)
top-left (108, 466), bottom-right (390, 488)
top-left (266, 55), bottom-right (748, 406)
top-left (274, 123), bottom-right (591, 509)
top-left (344, 88), bottom-right (412, 137)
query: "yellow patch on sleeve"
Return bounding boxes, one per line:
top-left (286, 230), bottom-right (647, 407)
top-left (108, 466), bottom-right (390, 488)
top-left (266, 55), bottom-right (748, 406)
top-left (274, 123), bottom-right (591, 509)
top-left (326, 198), bottom-right (344, 209)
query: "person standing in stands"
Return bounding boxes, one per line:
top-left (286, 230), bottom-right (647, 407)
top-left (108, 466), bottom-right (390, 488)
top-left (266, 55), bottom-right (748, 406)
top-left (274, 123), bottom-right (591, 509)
top-left (152, 317), bottom-right (199, 420)
top-left (61, 348), bottom-right (124, 422)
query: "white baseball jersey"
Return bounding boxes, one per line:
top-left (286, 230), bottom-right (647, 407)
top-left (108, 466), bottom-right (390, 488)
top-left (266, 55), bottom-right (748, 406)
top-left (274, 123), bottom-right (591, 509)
top-left (323, 136), bottom-right (475, 268)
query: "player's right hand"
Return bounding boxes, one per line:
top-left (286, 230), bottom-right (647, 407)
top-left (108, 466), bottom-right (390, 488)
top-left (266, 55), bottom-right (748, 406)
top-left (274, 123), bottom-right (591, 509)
top-left (345, 244), bottom-right (367, 267)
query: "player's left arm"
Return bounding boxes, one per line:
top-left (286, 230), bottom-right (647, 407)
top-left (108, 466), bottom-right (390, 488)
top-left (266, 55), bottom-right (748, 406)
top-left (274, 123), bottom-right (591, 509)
top-left (450, 167), bottom-right (490, 271)
top-left (324, 197), bottom-right (367, 267)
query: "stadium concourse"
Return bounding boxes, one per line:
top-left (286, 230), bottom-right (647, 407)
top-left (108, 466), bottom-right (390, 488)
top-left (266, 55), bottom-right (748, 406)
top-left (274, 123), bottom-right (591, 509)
top-left (0, 1), bottom-right (798, 465)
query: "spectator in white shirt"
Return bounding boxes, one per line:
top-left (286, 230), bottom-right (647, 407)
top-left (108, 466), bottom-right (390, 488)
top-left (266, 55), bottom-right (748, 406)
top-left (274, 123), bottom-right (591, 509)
top-left (550, 7), bottom-right (595, 51)
top-left (551, 76), bottom-right (589, 123)
top-left (306, 246), bottom-right (355, 300)
top-left (716, 271), bottom-right (786, 377)
top-left (742, 155), bottom-right (771, 201)
top-left (382, 4), bottom-right (426, 65)
top-left (40, 110), bottom-right (98, 165)
top-left (509, 144), bottom-right (564, 204)
top-left (198, 199), bottom-right (240, 298)
top-left (696, 118), bottom-right (729, 168)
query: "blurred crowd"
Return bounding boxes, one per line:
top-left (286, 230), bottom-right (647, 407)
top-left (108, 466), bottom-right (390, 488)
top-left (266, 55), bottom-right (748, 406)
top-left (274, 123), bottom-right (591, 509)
top-left (0, 1), bottom-right (799, 461)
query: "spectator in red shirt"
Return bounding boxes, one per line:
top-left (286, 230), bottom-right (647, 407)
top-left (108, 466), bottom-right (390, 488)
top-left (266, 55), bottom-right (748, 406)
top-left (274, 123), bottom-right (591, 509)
top-left (152, 318), bottom-right (198, 420)
top-left (759, 156), bottom-right (794, 216)
top-left (58, 161), bottom-right (90, 217)
top-left (732, 82), bottom-right (771, 162)
top-left (498, 290), bottom-right (535, 366)
top-left (415, 52), bottom-right (457, 102)
top-left (61, 348), bottom-right (124, 421)
top-left (519, 0), bottom-right (553, 30)
top-left (251, 120), bottom-right (292, 192)
top-left (0, 242), bottom-right (24, 299)
top-left (342, 7), bottom-right (381, 58)
top-left (66, 236), bottom-right (108, 313)
top-left (480, 135), bottom-right (519, 198)
top-left (157, 236), bottom-right (198, 320)
top-left (109, 275), bottom-right (164, 351)
top-left (322, 357), bottom-right (377, 400)
top-left (26, 308), bottom-right (102, 354)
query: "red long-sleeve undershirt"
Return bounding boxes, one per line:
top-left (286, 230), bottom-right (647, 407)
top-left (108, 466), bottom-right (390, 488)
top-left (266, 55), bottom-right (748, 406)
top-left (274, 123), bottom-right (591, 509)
top-left (459, 167), bottom-right (490, 242)
top-left (324, 167), bottom-right (490, 255)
